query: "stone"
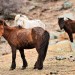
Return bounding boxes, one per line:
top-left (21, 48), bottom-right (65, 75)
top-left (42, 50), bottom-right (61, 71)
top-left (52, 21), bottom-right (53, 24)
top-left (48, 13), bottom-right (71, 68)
top-left (0, 37), bottom-right (6, 43)
top-left (55, 56), bottom-right (66, 60)
top-left (50, 32), bottom-right (60, 40)
top-left (68, 55), bottom-right (75, 62)
top-left (50, 71), bottom-right (58, 75)
top-left (62, 0), bottom-right (73, 9)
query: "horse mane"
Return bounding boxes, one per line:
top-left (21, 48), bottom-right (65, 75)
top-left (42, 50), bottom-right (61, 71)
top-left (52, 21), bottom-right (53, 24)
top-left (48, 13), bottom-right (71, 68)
top-left (3, 21), bottom-right (8, 26)
top-left (3, 20), bottom-right (24, 31)
top-left (67, 17), bottom-right (73, 21)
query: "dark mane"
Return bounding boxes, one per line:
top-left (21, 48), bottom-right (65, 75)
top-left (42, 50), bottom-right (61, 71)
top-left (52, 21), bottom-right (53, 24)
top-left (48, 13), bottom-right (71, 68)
top-left (58, 17), bottom-right (75, 42)
top-left (67, 18), bottom-right (73, 21)
top-left (3, 21), bottom-right (24, 30)
top-left (4, 21), bottom-right (7, 26)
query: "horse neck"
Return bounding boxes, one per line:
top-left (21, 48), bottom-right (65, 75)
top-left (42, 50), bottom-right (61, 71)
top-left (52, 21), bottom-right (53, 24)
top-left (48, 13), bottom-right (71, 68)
top-left (3, 25), bottom-right (14, 40)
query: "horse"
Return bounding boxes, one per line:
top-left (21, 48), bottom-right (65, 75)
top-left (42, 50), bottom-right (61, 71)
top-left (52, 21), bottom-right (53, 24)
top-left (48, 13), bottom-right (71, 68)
top-left (58, 17), bottom-right (75, 42)
top-left (0, 20), bottom-right (50, 70)
top-left (14, 14), bottom-right (46, 29)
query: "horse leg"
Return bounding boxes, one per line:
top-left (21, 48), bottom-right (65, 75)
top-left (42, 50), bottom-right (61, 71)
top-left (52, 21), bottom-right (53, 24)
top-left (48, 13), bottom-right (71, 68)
top-left (19, 49), bottom-right (28, 70)
top-left (10, 47), bottom-right (16, 70)
top-left (34, 49), bottom-right (44, 70)
top-left (34, 31), bottom-right (49, 70)
top-left (34, 39), bottom-right (49, 70)
top-left (68, 32), bottom-right (73, 42)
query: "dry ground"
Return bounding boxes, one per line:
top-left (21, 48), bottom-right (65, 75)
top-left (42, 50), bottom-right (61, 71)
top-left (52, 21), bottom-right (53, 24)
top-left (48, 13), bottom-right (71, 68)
top-left (0, 45), bottom-right (75, 75)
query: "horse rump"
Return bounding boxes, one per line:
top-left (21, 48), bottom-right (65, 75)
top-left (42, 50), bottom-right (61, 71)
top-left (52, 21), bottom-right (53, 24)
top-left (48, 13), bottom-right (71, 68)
top-left (32, 27), bottom-right (50, 60)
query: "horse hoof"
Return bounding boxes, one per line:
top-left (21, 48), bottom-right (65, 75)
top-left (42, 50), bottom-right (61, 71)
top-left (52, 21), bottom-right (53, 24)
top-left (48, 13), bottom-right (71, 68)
top-left (37, 67), bottom-right (43, 70)
top-left (21, 67), bottom-right (26, 70)
top-left (9, 68), bottom-right (15, 70)
top-left (34, 66), bottom-right (43, 70)
top-left (34, 66), bottom-right (37, 69)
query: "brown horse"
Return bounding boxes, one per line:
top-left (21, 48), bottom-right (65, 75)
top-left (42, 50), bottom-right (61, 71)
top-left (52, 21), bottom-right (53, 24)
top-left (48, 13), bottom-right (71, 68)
top-left (58, 17), bottom-right (75, 42)
top-left (0, 20), bottom-right (50, 70)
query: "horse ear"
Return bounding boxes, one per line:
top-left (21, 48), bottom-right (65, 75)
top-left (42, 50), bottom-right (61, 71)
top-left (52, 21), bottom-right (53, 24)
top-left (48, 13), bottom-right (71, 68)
top-left (0, 19), bottom-right (3, 25)
top-left (58, 18), bottom-right (65, 29)
top-left (0, 19), bottom-right (6, 26)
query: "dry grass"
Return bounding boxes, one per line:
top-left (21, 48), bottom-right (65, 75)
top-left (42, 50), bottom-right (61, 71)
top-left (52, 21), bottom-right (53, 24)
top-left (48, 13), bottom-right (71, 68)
top-left (0, 45), bottom-right (75, 75)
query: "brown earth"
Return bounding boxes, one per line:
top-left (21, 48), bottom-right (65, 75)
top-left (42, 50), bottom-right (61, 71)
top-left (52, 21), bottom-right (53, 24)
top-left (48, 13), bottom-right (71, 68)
top-left (0, 46), bottom-right (75, 75)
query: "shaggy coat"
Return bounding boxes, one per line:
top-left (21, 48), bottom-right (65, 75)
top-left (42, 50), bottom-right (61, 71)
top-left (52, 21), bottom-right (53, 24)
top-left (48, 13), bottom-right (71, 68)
top-left (0, 20), bottom-right (50, 70)
top-left (58, 18), bottom-right (75, 42)
top-left (15, 14), bottom-right (45, 29)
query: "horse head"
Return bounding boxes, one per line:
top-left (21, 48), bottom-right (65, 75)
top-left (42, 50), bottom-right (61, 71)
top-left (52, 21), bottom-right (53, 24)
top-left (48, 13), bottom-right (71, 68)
top-left (15, 14), bottom-right (29, 27)
top-left (58, 17), bottom-right (65, 30)
top-left (0, 19), bottom-right (5, 36)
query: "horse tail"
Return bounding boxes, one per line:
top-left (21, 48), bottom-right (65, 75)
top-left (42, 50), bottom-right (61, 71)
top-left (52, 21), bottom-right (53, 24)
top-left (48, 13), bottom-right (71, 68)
top-left (32, 27), bottom-right (50, 61)
top-left (42, 30), bottom-right (50, 61)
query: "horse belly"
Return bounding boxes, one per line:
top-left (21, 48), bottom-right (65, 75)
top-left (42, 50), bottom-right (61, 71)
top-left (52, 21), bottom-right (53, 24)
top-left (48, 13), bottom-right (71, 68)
top-left (71, 24), bottom-right (75, 33)
top-left (17, 42), bottom-right (35, 49)
top-left (24, 43), bottom-right (35, 49)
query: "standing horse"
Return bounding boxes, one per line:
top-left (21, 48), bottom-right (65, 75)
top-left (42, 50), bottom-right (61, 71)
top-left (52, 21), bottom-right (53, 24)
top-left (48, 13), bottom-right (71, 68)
top-left (14, 14), bottom-right (46, 29)
top-left (0, 20), bottom-right (50, 70)
top-left (58, 17), bottom-right (75, 42)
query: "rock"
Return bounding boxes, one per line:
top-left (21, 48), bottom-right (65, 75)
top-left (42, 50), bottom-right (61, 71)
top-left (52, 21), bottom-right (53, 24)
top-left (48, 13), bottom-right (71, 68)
top-left (50, 32), bottom-right (61, 40)
top-left (0, 37), bottom-right (6, 43)
top-left (68, 55), bottom-right (75, 62)
top-left (50, 71), bottom-right (58, 75)
top-left (28, 5), bottom-right (36, 11)
top-left (55, 56), bottom-right (66, 60)
top-left (62, 0), bottom-right (73, 9)
top-left (3, 14), bottom-right (16, 20)
top-left (50, 33), bottom-right (58, 40)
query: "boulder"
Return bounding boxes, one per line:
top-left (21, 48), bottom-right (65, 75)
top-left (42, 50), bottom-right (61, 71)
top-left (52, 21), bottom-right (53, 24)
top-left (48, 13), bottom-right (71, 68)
top-left (50, 31), bottom-right (60, 40)
top-left (62, 0), bottom-right (73, 9)
top-left (55, 56), bottom-right (66, 60)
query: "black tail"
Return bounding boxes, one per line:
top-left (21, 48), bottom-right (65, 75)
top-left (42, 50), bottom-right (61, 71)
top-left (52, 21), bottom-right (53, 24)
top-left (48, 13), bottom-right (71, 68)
top-left (32, 27), bottom-right (50, 61)
top-left (40, 30), bottom-right (50, 61)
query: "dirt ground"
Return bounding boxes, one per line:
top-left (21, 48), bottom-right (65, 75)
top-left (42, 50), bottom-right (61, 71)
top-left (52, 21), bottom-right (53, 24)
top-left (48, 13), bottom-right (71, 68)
top-left (0, 45), bottom-right (75, 75)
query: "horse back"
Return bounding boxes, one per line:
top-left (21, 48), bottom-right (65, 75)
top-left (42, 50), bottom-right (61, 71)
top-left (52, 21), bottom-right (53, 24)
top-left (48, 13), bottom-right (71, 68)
top-left (31, 27), bottom-right (49, 46)
top-left (65, 20), bottom-right (75, 33)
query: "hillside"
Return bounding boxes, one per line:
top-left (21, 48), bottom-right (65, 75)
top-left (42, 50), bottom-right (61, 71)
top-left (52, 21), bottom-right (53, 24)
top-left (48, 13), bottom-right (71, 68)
top-left (0, 0), bottom-right (75, 31)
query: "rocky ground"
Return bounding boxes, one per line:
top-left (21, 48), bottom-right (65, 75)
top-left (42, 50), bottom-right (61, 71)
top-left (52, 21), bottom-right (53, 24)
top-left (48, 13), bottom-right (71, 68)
top-left (0, 44), bottom-right (75, 75)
